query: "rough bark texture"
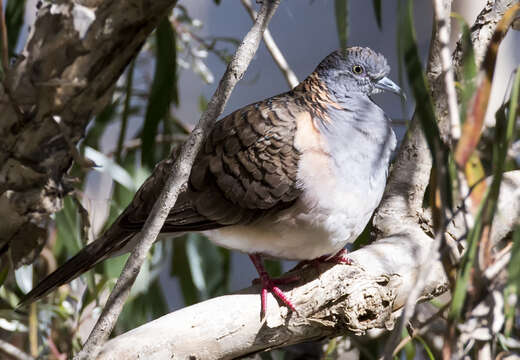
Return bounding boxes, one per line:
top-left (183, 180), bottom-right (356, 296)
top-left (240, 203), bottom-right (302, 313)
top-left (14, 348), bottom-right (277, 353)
top-left (74, 2), bottom-right (282, 359)
top-left (0, 0), bottom-right (178, 267)
top-left (97, 170), bottom-right (520, 359)
top-left (98, 230), bottom-right (447, 360)
top-left (1, 0), bottom-right (518, 358)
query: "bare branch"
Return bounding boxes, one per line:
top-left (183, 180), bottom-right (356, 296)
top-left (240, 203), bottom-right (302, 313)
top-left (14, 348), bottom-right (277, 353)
top-left (0, 339), bottom-right (34, 360)
top-left (432, 0), bottom-right (460, 141)
top-left (74, 1), bottom-right (281, 359)
top-left (98, 230), bottom-right (448, 359)
top-left (94, 169), bottom-right (520, 359)
top-left (373, 0), bottom-right (518, 236)
top-left (241, 0), bottom-right (299, 89)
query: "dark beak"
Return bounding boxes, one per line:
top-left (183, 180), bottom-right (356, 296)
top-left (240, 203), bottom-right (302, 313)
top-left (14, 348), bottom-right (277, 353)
top-left (375, 77), bottom-right (406, 100)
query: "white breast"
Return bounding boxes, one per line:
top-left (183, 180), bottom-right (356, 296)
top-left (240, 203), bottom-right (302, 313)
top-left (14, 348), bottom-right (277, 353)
top-left (205, 112), bottom-right (384, 260)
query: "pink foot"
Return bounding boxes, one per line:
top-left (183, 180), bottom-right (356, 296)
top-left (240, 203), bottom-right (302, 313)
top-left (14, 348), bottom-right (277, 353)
top-left (249, 254), bottom-right (299, 316)
top-left (293, 249), bottom-right (352, 271)
top-left (325, 249), bottom-right (352, 265)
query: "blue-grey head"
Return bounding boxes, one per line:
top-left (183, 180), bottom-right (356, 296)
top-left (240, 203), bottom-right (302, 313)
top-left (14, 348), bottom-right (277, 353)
top-left (315, 47), bottom-right (403, 100)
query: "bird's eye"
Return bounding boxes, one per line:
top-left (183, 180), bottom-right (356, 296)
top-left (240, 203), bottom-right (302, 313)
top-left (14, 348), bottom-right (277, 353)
top-left (352, 65), bottom-right (364, 75)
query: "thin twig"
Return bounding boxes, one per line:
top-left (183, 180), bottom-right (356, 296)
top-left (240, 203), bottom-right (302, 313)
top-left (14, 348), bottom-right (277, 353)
top-left (29, 303), bottom-right (38, 357)
top-left (241, 0), bottom-right (299, 89)
top-left (115, 59), bottom-right (136, 163)
top-left (391, 303), bottom-right (449, 357)
top-left (0, 0), bottom-right (8, 73)
top-left (73, 2), bottom-right (280, 359)
top-left (0, 339), bottom-right (34, 360)
top-left (432, 0), bottom-right (460, 141)
top-left (382, 1), bottom-right (455, 357)
top-left (52, 116), bottom-right (97, 169)
top-left (107, 133), bottom-right (188, 158)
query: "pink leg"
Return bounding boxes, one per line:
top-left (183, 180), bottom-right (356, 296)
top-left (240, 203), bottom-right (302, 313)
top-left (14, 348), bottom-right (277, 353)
top-left (248, 254), bottom-right (299, 315)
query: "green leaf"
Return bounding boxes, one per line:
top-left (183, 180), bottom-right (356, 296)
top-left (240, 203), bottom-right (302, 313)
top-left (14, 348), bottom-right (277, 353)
top-left (334, 0), bottom-right (349, 49)
top-left (399, 0), bottom-right (442, 166)
top-left (0, 265), bottom-right (8, 288)
top-left (264, 259), bottom-right (282, 278)
top-left (504, 226), bottom-right (520, 336)
top-left (352, 220), bottom-right (372, 250)
top-left (449, 66), bottom-right (520, 322)
top-left (372, 0), bottom-right (382, 29)
top-left (116, 279), bottom-right (168, 333)
top-left (452, 13), bottom-right (477, 124)
top-left (115, 59), bottom-right (136, 163)
top-left (84, 100), bottom-right (119, 151)
top-left (171, 236), bottom-right (199, 306)
top-left (141, 18), bottom-right (178, 169)
top-left (185, 233), bottom-right (229, 300)
top-left (416, 335), bottom-right (435, 360)
top-left (5, 0), bottom-right (26, 55)
top-left (84, 146), bottom-right (138, 191)
top-left (399, 0), bottom-right (453, 220)
top-left (55, 196), bottom-right (83, 258)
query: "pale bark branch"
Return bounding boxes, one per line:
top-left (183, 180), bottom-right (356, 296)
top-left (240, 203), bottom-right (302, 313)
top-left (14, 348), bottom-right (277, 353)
top-left (241, 0), bottom-right (299, 89)
top-left (99, 229), bottom-right (447, 360)
top-left (74, 1), bottom-right (281, 359)
top-left (381, 2), bottom-right (456, 355)
top-left (373, 0), bottom-right (517, 236)
top-left (433, 0), bottom-right (460, 141)
top-left (0, 339), bottom-right (34, 360)
top-left (97, 170), bottom-right (520, 359)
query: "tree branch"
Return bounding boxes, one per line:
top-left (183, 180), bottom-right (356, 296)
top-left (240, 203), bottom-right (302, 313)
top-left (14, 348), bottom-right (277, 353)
top-left (241, 0), bottom-right (299, 89)
top-left (0, 339), bottom-right (34, 360)
top-left (98, 230), bottom-right (447, 359)
top-left (0, 0), bottom-right (179, 267)
top-left (433, 0), bottom-right (460, 141)
top-left (74, 1), bottom-right (281, 359)
top-left (373, 0), bottom-right (517, 236)
top-left (93, 170), bottom-right (519, 359)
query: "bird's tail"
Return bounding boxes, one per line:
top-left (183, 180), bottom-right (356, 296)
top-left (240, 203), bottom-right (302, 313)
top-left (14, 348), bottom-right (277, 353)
top-left (18, 227), bottom-right (134, 307)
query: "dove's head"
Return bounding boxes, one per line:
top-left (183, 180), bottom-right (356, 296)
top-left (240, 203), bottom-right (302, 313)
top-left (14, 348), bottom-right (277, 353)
top-left (316, 46), bottom-right (403, 99)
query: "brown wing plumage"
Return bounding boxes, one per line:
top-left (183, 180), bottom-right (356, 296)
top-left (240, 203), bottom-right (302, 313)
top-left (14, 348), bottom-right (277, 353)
top-left (19, 93), bottom-right (306, 306)
top-left (120, 93), bottom-right (303, 232)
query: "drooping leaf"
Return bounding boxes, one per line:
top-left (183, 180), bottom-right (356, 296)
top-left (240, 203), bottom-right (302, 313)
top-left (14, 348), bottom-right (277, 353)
top-left (372, 0), bottom-right (382, 30)
top-left (116, 279), bottom-right (168, 333)
top-left (504, 226), bottom-right (520, 336)
top-left (402, 327), bottom-right (415, 360)
top-left (454, 3), bottom-right (520, 168)
top-left (54, 197), bottom-right (83, 258)
top-left (185, 233), bottom-right (229, 300)
top-left (334, 0), bottom-right (349, 49)
top-left (83, 100), bottom-right (119, 151)
top-left (452, 13), bottom-right (477, 123)
top-left (5, 0), bottom-right (26, 55)
top-left (399, 0), bottom-right (452, 224)
top-left (171, 236), bottom-right (199, 306)
top-left (115, 59), bottom-right (136, 163)
top-left (449, 65), bottom-right (520, 322)
top-left (84, 146), bottom-right (138, 191)
top-left (0, 265), bottom-right (8, 288)
top-left (141, 18), bottom-right (178, 169)
top-left (416, 335), bottom-right (435, 360)
top-left (264, 259), bottom-right (282, 278)
top-left (399, 0), bottom-right (442, 165)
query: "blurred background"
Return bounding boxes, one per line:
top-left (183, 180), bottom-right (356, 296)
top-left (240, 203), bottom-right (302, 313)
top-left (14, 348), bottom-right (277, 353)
top-left (2, 0), bottom-right (518, 358)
